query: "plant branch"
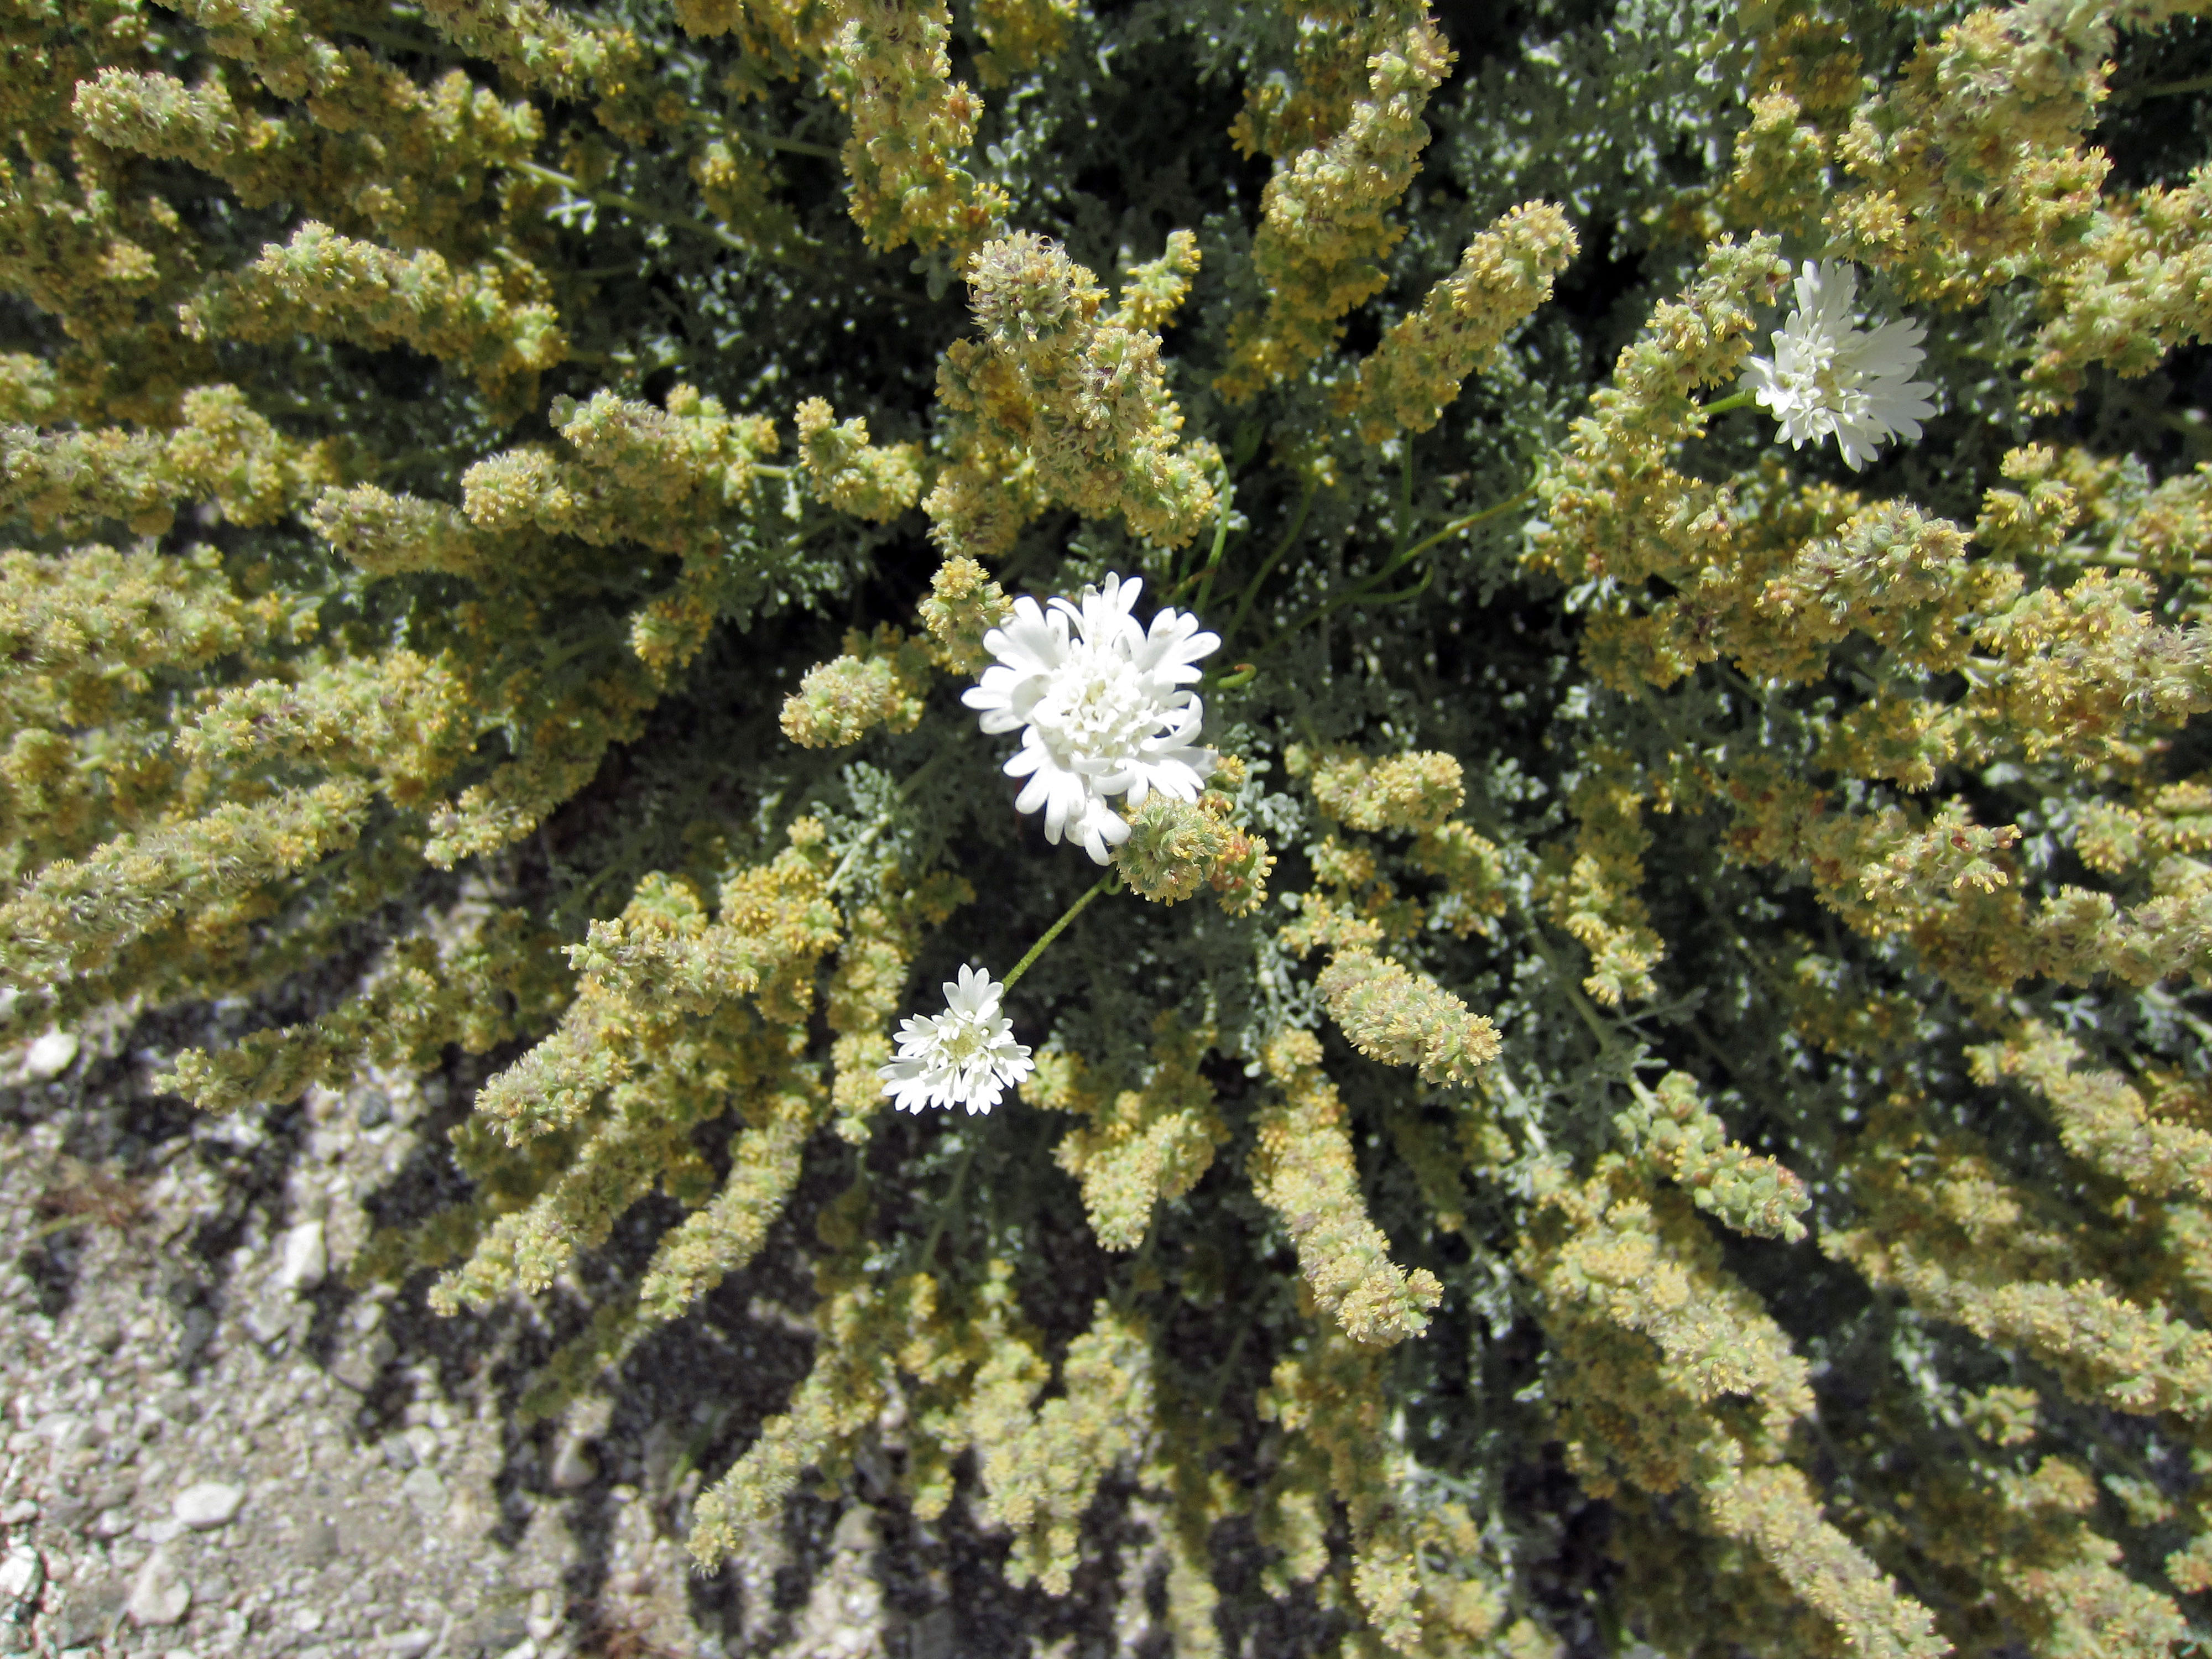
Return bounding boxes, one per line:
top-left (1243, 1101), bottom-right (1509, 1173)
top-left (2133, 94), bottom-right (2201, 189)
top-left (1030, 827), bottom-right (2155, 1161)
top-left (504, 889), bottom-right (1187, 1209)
top-left (1001, 871), bottom-right (1118, 991)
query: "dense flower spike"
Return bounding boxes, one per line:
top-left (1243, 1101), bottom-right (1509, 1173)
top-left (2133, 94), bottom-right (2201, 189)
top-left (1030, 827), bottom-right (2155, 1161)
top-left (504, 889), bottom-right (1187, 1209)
top-left (1029, 1017), bottom-right (1224, 1252)
top-left (878, 964), bottom-right (1033, 1114)
top-left (1743, 260), bottom-right (1937, 470)
top-left (1315, 949), bottom-right (1501, 1087)
top-left (1218, 6), bottom-right (1455, 400)
top-left (794, 395), bottom-right (925, 523)
top-left (915, 554), bottom-right (1013, 673)
top-left (1349, 200), bottom-right (1579, 443)
top-left (823, 0), bottom-right (1010, 257)
top-left (779, 624), bottom-right (932, 748)
top-left (1112, 795), bottom-right (1227, 904)
top-left (964, 573), bottom-right (1218, 862)
top-left (1254, 1029), bottom-right (1443, 1347)
top-left (926, 232), bottom-right (1220, 555)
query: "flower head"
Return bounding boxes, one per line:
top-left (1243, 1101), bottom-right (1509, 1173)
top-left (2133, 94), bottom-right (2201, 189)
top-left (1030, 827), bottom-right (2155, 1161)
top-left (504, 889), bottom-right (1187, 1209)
top-left (1744, 260), bottom-right (1937, 471)
top-left (878, 965), bottom-right (1034, 1114)
top-left (962, 572), bottom-right (1219, 863)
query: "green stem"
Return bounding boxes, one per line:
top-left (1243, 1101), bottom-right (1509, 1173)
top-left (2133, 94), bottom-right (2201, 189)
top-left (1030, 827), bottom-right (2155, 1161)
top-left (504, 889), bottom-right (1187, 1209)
top-left (2121, 71), bottom-right (2212, 101)
top-left (741, 127), bottom-right (841, 160)
top-left (825, 818), bottom-right (891, 897)
top-left (22, 1213), bottom-right (96, 1243)
top-left (2049, 541), bottom-right (2212, 580)
top-left (1392, 482), bottom-right (1536, 565)
top-left (536, 628), bottom-right (619, 677)
top-left (824, 742), bottom-right (966, 896)
top-left (1000, 871), bottom-right (1118, 992)
top-left (1702, 389), bottom-right (1757, 416)
top-left (916, 1134), bottom-right (978, 1270)
top-left (340, 18), bottom-right (471, 59)
top-left (895, 739), bottom-right (965, 801)
top-left (1187, 474), bottom-right (1237, 616)
top-left (507, 159), bottom-right (765, 259)
top-left (508, 160), bottom-right (925, 298)
top-left (1256, 482), bottom-right (1535, 659)
top-left (1396, 442), bottom-right (1416, 549)
top-left (1224, 483), bottom-right (1317, 644)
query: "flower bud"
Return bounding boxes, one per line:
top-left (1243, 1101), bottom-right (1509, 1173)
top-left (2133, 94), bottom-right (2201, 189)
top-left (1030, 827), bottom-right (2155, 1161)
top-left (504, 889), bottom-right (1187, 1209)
top-left (1114, 796), bottom-right (1228, 904)
top-left (968, 231), bottom-right (1103, 355)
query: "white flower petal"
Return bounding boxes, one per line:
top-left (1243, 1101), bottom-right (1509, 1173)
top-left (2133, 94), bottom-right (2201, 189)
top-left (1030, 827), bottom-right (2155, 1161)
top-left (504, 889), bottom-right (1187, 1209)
top-left (967, 568), bottom-right (1220, 855)
top-left (878, 967), bottom-right (1032, 1113)
top-left (1744, 260), bottom-right (1936, 471)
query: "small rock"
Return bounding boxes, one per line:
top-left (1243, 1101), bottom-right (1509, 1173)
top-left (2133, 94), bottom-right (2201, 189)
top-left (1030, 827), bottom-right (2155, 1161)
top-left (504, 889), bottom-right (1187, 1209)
top-left (832, 1504), bottom-right (877, 1552)
top-left (85, 1474), bottom-right (135, 1514)
top-left (547, 1437), bottom-right (597, 1491)
top-left (399, 1465), bottom-right (445, 1521)
top-left (458, 1608), bottom-right (527, 1654)
top-left (378, 1629), bottom-right (435, 1657)
top-left (126, 1548), bottom-right (190, 1627)
top-left (0, 1499), bottom-right (36, 1525)
top-left (20, 1029), bottom-right (77, 1081)
top-left (380, 1434), bottom-right (417, 1473)
top-left (442, 1484), bottom-right (496, 1544)
top-left (331, 1329), bottom-right (394, 1392)
top-left (31, 1413), bottom-right (87, 1453)
top-left (0, 1545), bottom-right (41, 1605)
top-left (293, 1517), bottom-right (341, 1567)
top-left (524, 1588), bottom-right (559, 1641)
top-left (50, 1573), bottom-right (126, 1648)
top-left (174, 1305), bottom-right (216, 1366)
top-left (173, 1480), bottom-right (243, 1528)
top-left (275, 1221), bottom-right (327, 1292)
top-left (89, 1507), bottom-right (132, 1539)
top-left (495, 1641), bottom-right (539, 1659)
top-left (163, 1649), bottom-right (200, 1659)
top-left (242, 1295), bottom-right (303, 1350)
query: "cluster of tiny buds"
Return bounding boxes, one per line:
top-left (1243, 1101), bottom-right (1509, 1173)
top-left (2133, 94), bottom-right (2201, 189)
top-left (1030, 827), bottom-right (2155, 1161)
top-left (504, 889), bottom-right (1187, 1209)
top-left (968, 230), bottom-right (1102, 351)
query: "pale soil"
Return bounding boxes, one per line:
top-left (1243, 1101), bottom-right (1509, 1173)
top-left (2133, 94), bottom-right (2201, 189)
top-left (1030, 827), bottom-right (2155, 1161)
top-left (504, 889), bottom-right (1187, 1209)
top-left (0, 1006), bottom-right (1209, 1659)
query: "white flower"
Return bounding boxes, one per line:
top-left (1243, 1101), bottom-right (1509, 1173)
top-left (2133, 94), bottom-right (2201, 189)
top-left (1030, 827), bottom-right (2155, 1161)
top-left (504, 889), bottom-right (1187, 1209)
top-left (962, 572), bottom-right (1219, 864)
top-left (878, 965), bottom-right (1034, 1114)
top-left (1744, 260), bottom-right (1937, 472)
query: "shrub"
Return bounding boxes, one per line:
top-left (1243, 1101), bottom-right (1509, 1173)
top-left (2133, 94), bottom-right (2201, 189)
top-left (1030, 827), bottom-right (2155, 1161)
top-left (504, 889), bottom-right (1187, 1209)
top-left (9, 0), bottom-right (2212, 1649)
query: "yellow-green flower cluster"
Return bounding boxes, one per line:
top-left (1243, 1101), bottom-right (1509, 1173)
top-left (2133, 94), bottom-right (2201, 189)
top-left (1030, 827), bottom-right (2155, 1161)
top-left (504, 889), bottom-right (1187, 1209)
top-left (1253, 1028), bottom-right (1443, 1347)
top-left (1219, 7), bottom-right (1454, 400)
top-left (779, 623), bottom-right (933, 748)
top-left (928, 230), bottom-right (1219, 555)
top-left (1314, 949), bottom-right (1499, 1087)
top-left (1112, 788), bottom-right (1275, 913)
top-left (1349, 200), bottom-right (1579, 443)
top-left (821, 0), bottom-right (1010, 257)
top-left (794, 395), bottom-right (924, 523)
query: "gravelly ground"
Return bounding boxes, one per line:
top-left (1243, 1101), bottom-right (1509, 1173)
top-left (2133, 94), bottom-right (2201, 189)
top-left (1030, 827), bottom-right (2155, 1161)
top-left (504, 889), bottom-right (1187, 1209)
top-left (0, 1006), bottom-right (1218, 1659)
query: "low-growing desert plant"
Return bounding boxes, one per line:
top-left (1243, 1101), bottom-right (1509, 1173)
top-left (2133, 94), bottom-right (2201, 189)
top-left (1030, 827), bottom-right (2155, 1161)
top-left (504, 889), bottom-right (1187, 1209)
top-left (10, 0), bottom-right (2212, 1650)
